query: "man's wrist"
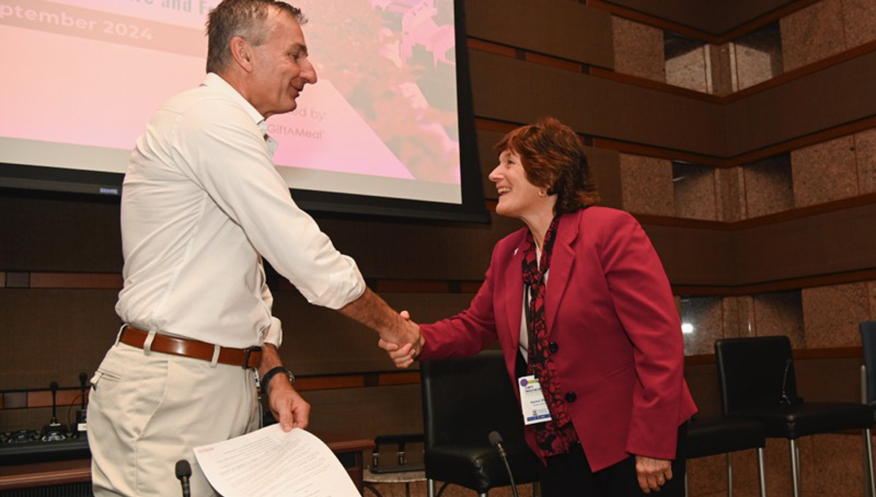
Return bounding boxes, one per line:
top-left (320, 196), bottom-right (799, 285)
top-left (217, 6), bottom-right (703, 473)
top-left (260, 366), bottom-right (295, 394)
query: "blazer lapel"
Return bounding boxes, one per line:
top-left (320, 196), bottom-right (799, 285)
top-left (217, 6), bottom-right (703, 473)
top-left (545, 213), bottom-right (579, 335)
top-left (504, 238), bottom-right (527, 352)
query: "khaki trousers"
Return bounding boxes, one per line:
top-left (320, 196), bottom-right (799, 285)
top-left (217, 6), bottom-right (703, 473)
top-left (88, 341), bottom-right (260, 496)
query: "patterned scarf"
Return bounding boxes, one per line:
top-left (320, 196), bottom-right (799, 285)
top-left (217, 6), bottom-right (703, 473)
top-left (522, 214), bottom-right (579, 455)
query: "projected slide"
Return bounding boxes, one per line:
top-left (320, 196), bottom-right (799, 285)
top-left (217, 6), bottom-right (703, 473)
top-left (0, 0), bottom-right (462, 203)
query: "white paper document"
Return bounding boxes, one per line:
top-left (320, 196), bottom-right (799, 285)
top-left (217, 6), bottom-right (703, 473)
top-left (194, 425), bottom-right (360, 497)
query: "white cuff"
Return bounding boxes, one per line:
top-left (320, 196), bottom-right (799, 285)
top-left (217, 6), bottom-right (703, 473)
top-left (263, 317), bottom-right (283, 348)
top-left (307, 256), bottom-right (366, 309)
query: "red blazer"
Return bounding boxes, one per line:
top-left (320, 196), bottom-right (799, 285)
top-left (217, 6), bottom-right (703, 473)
top-left (419, 207), bottom-right (697, 471)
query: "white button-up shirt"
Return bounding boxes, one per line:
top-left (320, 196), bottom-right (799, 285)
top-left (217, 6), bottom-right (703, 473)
top-left (116, 73), bottom-right (365, 349)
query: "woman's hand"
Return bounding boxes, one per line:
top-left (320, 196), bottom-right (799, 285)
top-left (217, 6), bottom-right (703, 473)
top-left (635, 455), bottom-right (673, 494)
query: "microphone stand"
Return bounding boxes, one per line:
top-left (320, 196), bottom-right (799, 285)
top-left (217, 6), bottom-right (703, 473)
top-left (489, 431), bottom-right (519, 497)
top-left (41, 381), bottom-right (68, 442)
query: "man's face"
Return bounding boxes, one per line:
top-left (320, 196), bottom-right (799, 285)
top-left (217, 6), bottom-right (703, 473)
top-left (248, 8), bottom-right (317, 119)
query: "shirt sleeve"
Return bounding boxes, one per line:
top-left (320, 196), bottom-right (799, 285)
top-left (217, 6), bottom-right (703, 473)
top-left (261, 282), bottom-right (283, 347)
top-left (174, 97), bottom-right (365, 309)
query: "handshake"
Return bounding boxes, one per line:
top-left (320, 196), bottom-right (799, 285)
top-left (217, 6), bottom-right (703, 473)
top-left (338, 288), bottom-right (425, 369)
top-left (378, 310), bottom-right (423, 369)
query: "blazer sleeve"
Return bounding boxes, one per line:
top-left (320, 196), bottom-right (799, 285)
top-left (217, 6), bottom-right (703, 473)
top-left (598, 211), bottom-right (686, 460)
top-left (418, 250), bottom-right (502, 361)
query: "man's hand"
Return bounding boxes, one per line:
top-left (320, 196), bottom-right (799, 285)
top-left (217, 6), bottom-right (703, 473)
top-left (338, 288), bottom-right (422, 356)
top-left (635, 455), bottom-right (673, 494)
top-left (379, 310), bottom-right (423, 368)
top-left (258, 344), bottom-right (310, 432)
top-left (378, 310), bottom-right (423, 359)
top-left (266, 375), bottom-right (310, 432)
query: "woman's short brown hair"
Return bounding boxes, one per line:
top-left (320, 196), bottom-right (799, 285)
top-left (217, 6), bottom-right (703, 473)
top-left (494, 117), bottom-right (599, 214)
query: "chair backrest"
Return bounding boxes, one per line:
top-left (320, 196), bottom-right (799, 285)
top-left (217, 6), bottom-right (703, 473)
top-left (420, 349), bottom-right (525, 451)
top-left (860, 321), bottom-right (876, 406)
top-left (714, 336), bottom-right (800, 414)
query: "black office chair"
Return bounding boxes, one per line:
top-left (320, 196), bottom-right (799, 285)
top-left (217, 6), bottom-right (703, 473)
top-left (685, 415), bottom-right (767, 497)
top-left (420, 349), bottom-right (541, 497)
top-left (715, 336), bottom-right (876, 497)
top-left (858, 321), bottom-right (876, 496)
top-left (860, 322), bottom-right (876, 410)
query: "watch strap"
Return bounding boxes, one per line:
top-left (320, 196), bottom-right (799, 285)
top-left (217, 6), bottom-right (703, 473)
top-left (260, 366), bottom-right (294, 394)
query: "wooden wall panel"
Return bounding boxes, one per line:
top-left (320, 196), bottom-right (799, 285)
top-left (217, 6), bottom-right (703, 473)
top-left (0, 192), bottom-right (524, 282)
top-left (8, 184), bottom-right (876, 392)
top-left (470, 50), bottom-right (876, 162)
top-left (795, 356), bottom-right (862, 403)
top-left (0, 191), bottom-right (122, 272)
top-left (304, 384), bottom-right (423, 442)
top-left (0, 384), bottom-right (426, 441)
top-left (726, 51), bottom-right (876, 156)
top-left (274, 292), bottom-right (476, 376)
top-left (465, 0), bottom-right (614, 68)
top-left (734, 203), bottom-right (876, 285)
top-left (0, 409), bottom-right (57, 433)
top-left (468, 51), bottom-right (727, 156)
top-left (604, 0), bottom-right (796, 35)
top-left (641, 224), bottom-right (737, 286)
top-left (477, 130), bottom-right (502, 200)
top-left (316, 212), bottom-right (522, 281)
top-left (0, 289), bottom-right (119, 390)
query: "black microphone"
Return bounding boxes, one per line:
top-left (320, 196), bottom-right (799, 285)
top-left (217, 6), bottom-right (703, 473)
top-left (41, 381), bottom-right (67, 441)
top-left (79, 373), bottom-right (88, 409)
top-left (175, 459), bottom-right (192, 497)
top-left (75, 373), bottom-right (89, 437)
top-left (49, 381), bottom-right (60, 425)
top-left (488, 431), bottom-right (519, 497)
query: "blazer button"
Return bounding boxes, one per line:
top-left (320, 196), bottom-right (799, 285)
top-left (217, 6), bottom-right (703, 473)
top-left (548, 341), bottom-right (559, 353)
top-left (565, 391), bottom-right (577, 403)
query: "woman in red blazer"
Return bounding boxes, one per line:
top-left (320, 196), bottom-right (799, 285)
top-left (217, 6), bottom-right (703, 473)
top-left (384, 117), bottom-right (697, 496)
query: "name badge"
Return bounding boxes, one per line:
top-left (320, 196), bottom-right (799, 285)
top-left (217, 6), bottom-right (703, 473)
top-left (518, 375), bottom-right (552, 425)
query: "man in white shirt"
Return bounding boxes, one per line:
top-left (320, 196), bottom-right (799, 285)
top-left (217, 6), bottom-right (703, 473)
top-left (86, 1), bottom-right (421, 495)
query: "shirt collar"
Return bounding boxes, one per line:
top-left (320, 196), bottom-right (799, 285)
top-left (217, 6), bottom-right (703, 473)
top-left (201, 73), bottom-right (265, 127)
top-left (201, 72), bottom-right (277, 156)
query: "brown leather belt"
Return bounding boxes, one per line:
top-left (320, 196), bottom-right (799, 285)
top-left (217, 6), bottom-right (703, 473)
top-left (120, 326), bottom-right (262, 369)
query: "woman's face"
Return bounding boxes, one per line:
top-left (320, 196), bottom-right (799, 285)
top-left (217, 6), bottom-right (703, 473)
top-left (489, 149), bottom-right (547, 220)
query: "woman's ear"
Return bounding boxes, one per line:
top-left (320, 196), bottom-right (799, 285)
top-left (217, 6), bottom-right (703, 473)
top-left (545, 176), bottom-right (557, 196)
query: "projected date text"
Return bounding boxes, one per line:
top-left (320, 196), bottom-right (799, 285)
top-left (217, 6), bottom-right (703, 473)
top-left (102, 20), bottom-right (152, 40)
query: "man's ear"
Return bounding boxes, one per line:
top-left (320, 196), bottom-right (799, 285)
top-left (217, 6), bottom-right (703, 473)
top-left (230, 36), bottom-right (254, 72)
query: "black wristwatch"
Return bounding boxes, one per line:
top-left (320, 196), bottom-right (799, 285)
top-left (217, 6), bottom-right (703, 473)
top-left (260, 366), bottom-right (295, 394)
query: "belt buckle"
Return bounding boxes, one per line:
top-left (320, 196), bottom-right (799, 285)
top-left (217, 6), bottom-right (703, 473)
top-left (243, 347), bottom-right (261, 369)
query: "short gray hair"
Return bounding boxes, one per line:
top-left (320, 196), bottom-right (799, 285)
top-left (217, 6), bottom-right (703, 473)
top-left (206, 0), bottom-right (306, 74)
